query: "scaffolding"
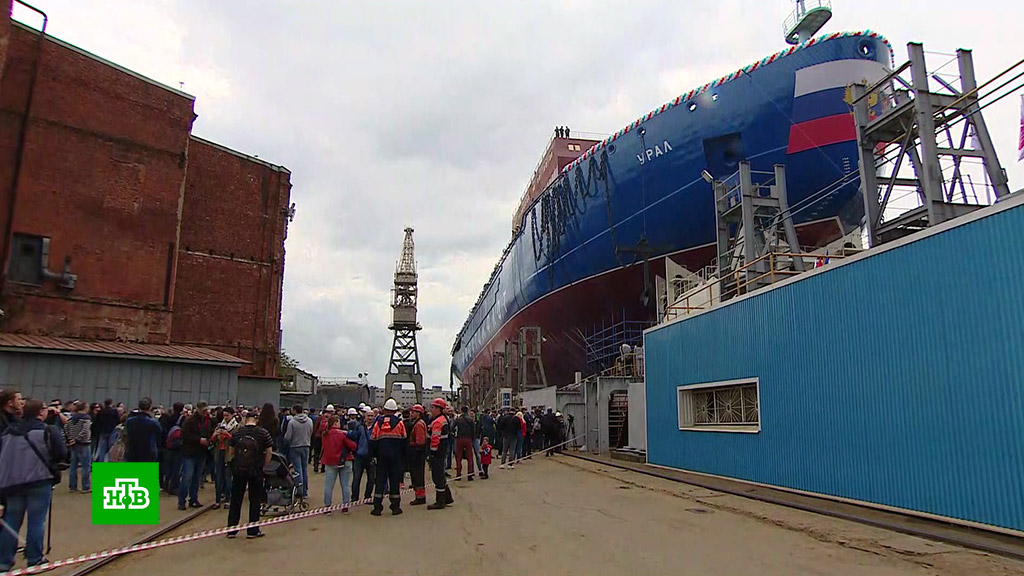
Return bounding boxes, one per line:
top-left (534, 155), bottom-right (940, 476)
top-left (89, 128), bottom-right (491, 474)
top-left (582, 309), bottom-right (651, 375)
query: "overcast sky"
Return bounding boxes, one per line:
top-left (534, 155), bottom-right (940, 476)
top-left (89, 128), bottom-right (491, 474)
top-left (15, 1), bottom-right (1024, 388)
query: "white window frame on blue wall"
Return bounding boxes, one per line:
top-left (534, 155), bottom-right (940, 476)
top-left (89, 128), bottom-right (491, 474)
top-left (677, 378), bottom-right (761, 433)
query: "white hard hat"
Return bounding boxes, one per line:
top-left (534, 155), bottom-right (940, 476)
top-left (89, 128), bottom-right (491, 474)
top-left (555, 411), bottom-right (562, 417)
top-left (324, 404), bottom-right (335, 412)
top-left (383, 398), bottom-right (399, 411)
top-left (358, 403), bottom-right (367, 409)
top-left (361, 406), bottom-right (372, 414)
top-left (347, 407), bottom-right (358, 416)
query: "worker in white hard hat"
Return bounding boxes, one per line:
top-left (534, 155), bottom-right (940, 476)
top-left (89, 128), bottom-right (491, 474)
top-left (369, 398), bottom-right (406, 516)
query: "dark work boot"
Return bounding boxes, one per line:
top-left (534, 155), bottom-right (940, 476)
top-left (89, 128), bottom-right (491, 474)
top-left (371, 497), bottom-right (384, 516)
top-left (390, 496), bottom-right (403, 516)
top-left (445, 488), bottom-right (454, 505)
top-left (427, 490), bottom-right (447, 510)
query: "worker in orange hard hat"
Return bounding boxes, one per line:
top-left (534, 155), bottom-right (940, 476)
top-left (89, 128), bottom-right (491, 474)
top-left (407, 404), bottom-right (428, 505)
top-left (426, 398), bottom-right (453, 510)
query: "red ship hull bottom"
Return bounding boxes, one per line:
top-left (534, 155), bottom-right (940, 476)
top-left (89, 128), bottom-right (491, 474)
top-left (456, 218), bottom-right (845, 401)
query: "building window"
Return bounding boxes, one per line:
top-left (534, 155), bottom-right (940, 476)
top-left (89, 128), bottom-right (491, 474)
top-left (678, 378), bottom-right (760, 432)
top-left (567, 143), bottom-right (581, 152)
top-left (8, 233), bottom-right (45, 285)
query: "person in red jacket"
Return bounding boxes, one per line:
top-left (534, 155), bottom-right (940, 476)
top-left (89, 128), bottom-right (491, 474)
top-left (427, 398), bottom-right (453, 510)
top-left (312, 405), bottom-right (334, 473)
top-left (480, 437), bottom-right (493, 479)
top-left (320, 415), bottom-right (357, 514)
top-left (407, 404), bottom-right (428, 505)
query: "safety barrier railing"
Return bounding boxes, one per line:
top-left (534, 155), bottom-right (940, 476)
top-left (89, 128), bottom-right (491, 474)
top-left (664, 251), bottom-right (848, 322)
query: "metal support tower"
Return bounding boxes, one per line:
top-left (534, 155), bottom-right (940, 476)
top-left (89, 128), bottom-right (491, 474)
top-left (519, 326), bottom-right (548, 391)
top-left (385, 227), bottom-right (424, 405)
top-left (714, 162), bottom-right (805, 298)
top-left (852, 42), bottom-right (1010, 247)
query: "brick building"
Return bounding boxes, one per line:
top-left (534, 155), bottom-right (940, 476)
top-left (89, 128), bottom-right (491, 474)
top-left (0, 4), bottom-right (290, 378)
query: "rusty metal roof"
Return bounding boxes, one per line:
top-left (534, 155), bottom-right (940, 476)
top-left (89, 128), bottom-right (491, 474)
top-left (0, 334), bottom-right (248, 366)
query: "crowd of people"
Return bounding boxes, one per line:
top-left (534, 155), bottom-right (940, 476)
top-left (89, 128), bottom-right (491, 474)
top-left (0, 385), bottom-right (573, 567)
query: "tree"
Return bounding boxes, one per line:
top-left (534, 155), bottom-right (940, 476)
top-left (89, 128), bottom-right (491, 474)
top-left (279, 349), bottom-right (300, 372)
top-left (276, 350), bottom-right (299, 389)
top-left (278, 350), bottom-right (300, 386)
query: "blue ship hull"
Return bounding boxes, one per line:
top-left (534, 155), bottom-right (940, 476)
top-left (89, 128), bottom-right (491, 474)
top-left (453, 32), bottom-right (892, 390)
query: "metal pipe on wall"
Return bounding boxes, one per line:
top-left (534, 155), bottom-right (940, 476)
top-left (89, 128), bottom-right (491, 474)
top-left (0, 1), bottom-right (47, 298)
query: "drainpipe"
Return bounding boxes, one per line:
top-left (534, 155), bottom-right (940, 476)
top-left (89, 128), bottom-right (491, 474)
top-left (0, 1), bottom-right (47, 297)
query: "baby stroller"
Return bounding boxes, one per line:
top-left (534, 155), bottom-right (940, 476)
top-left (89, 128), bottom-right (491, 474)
top-left (261, 452), bottom-right (309, 515)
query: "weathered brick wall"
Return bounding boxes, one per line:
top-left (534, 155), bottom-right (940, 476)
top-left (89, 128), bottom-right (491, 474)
top-left (0, 1), bottom-right (12, 78)
top-left (0, 22), bottom-right (290, 373)
top-left (172, 138), bottom-right (290, 377)
top-left (0, 23), bottom-right (196, 341)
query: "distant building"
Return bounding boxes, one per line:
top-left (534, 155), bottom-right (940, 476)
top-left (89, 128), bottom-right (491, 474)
top-left (281, 367), bottom-right (317, 395)
top-left (370, 385), bottom-right (446, 408)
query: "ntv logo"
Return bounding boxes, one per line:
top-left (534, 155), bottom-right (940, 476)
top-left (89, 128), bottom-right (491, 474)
top-left (103, 479), bottom-right (150, 510)
top-left (93, 462), bottom-right (159, 524)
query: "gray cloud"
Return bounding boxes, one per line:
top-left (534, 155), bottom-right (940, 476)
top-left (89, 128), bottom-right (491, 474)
top-left (22, 0), bottom-right (1024, 387)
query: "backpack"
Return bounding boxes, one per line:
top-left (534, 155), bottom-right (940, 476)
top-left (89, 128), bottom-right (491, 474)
top-left (106, 426), bottom-right (127, 463)
top-left (232, 433), bottom-right (260, 478)
top-left (165, 424), bottom-right (182, 450)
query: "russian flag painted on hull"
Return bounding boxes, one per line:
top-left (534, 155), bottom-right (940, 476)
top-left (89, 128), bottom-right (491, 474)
top-left (787, 59), bottom-right (888, 153)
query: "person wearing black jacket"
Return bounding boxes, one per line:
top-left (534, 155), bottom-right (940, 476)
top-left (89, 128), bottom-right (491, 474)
top-left (541, 409), bottom-right (559, 456)
top-left (452, 407), bottom-right (475, 481)
top-left (94, 399), bottom-right (120, 463)
top-left (479, 409), bottom-right (496, 445)
top-left (495, 410), bottom-right (508, 457)
top-left (499, 409), bottom-right (519, 468)
top-left (125, 398), bottom-right (163, 463)
top-left (160, 402), bottom-right (184, 493)
top-left (0, 387), bottom-right (23, 435)
top-left (177, 402), bottom-right (211, 510)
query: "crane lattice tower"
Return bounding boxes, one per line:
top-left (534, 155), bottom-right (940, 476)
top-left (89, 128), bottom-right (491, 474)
top-left (385, 227), bottom-right (424, 404)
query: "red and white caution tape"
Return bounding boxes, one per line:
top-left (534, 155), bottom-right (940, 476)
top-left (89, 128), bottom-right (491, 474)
top-left (0, 437), bottom-right (579, 576)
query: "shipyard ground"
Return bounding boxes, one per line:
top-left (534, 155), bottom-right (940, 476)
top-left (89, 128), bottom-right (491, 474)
top-left (26, 456), bottom-right (1024, 576)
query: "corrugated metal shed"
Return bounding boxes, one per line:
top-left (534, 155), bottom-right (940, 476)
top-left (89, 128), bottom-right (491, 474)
top-left (0, 336), bottom-right (244, 407)
top-left (644, 194), bottom-right (1024, 533)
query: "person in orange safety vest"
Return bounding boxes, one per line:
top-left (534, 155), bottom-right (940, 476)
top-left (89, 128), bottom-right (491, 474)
top-left (427, 398), bottom-right (453, 510)
top-left (370, 398), bottom-right (407, 516)
top-left (407, 404), bottom-right (428, 505)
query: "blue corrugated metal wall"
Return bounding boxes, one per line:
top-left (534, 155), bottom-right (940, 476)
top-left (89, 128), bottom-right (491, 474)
top-left (645, 198), bottom-right (1024, 532)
